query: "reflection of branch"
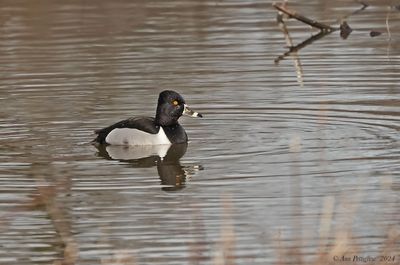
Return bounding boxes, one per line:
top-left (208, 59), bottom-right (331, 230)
top-left (276, 3), bottom-right (294, 49)
top-left (385, 7), bottom-right (392, 61)
top-left (273, 3), bottom-right (335, 32)
top-left (275, 30), bottom-right (333, 64)
top-left (385, 7), bottom-right (392, 41)
top-left (276, 4), bottom-right (304, 84)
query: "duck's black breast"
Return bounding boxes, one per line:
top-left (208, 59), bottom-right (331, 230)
top-left (93, 117), bottom-right (159, 144)
top-left (162, 124), bottom-right (188, 144)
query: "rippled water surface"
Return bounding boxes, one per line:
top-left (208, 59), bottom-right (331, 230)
top-left (0, 0), bottom-right (399, 264)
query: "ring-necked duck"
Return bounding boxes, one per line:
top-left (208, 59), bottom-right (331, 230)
top-left (93, 90), bottom-right (202, 145)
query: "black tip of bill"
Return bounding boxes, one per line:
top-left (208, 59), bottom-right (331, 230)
top-left (192, 112), bottom-right (203, 118)
top-left (184, 105), bottom-right (203, 118)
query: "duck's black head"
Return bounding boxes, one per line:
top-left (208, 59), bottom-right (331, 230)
top-left (155, 90), bottom-right (202, 126)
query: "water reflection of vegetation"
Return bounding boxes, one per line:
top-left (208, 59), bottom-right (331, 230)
top-left (95, 143), bottom-right (203, 191)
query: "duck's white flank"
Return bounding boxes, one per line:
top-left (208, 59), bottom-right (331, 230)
top-left (105, 127), bottom-right (171, 146)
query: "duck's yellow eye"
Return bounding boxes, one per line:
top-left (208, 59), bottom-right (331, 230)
top-left (172, 100), bottom-right (179, 106)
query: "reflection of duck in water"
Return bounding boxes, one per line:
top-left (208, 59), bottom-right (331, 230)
top-left (95, 143), bottom-right (203, 191)
top-left (92, 90), bottom-right (203, 190)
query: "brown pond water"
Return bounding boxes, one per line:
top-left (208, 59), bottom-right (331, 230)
top-left (0, 0), bottom-right (399, 264)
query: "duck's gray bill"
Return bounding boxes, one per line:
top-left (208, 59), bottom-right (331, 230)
top-left (184, 104), bottom-right (203, 118)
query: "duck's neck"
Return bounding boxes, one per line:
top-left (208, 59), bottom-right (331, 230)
top-left (155, 114), bottom-right (179, 127)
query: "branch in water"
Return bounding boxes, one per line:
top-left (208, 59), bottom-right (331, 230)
top-left (273, 2), bottom-right (336, 32)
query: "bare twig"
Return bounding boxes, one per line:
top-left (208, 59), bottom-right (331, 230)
top-left (273, 3), bottom-right (335, 32)
top-left (338, 0), bottom-right (369, 22)
top-left (356, 0), bottom-right (369, 8)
